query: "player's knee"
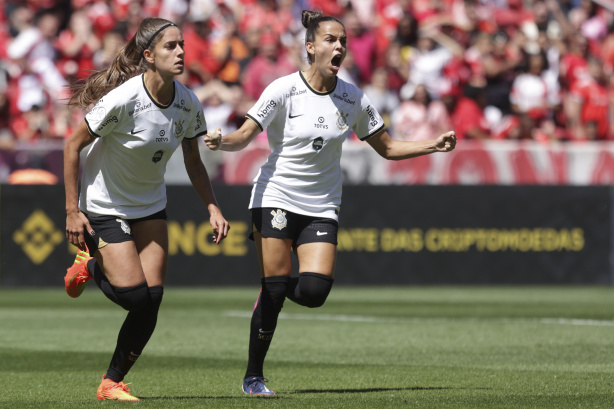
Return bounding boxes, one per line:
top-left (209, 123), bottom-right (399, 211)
top-left (294, 272), bottom-right (334, 308)
top-left (261, 276), bottom-right (290, 311)
top-left (113, 282), bottom-right (150, 311)
top-left (148, 286), bottom-right (164, 310)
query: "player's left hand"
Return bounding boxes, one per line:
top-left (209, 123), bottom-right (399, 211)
top-left (435, 131), bottom-right (457, 152)
top-left (210, 212), bottom-right (230, 244)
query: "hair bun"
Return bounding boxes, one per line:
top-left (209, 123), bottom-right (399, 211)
top-left (301, 10), bottom-right (322, 29)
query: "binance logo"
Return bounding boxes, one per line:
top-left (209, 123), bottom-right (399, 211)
top-left (13, 210), bottom-right (63, 264)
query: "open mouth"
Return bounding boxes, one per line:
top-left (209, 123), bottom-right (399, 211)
top-left (331, 55), bottom-right (342, 68)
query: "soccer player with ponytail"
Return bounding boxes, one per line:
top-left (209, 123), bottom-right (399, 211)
top-left (64, 17), bottom-right (229, 401)
top-left (205, 10), bottom-right (456, 395)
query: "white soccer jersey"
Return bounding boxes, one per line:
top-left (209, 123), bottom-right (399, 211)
top-left (81, 74), bottom-right (207, 218)
top-left (246, 71), bottom-right (385, 220)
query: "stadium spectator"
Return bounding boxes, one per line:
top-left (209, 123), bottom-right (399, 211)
top-left (209, 5), bottom-right (249, 86)
top-left (92, 29), bottom-right (125, 70)
top-left (405, 19), bottom-right (464, 99)
top-left (204, 10), bottom-right (456, 396)
top-left (567, 55), bottom-right (612, 140)
top-left (56, 9), bottom-right (101, 81)
top-left (392, 82), bottom-right (450, 141)
top-left (482, 31), bottom-right (523, 115)
top-left (363, 67), bottom-right (400, 127)
top-left (7, 8), bottom-right (68, 115)
top-left (182, 14), bottom-right (222, 87)
top-left (241, 29), bottom-right (296, 100)
top-left (559, 33), bottom-right (589, 91)
top-left (451, 84), bottom-right (491, 140)
top-left (62, 17), bottom-right (229, 401)
top-left (510, 49), bottom-right (561, 141)
top-left (343, 9), bottom-right (376, 85)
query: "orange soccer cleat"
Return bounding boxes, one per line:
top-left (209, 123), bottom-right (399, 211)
top-left (64, 249), bottom-right (92, 298)
top-left (96, 374), bottom-right (140, 401)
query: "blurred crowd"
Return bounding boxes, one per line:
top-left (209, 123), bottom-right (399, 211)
top-left (0, 0), bottom-right (613, 149)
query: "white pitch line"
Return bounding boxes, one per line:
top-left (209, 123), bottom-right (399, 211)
top-left (541, 318), bottom-right (614, 327)
top-left (224, 310), bottom-right (396, 323)
top-left (224, 311), bottom-right (614, 327)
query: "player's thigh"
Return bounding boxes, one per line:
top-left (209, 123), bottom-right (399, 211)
top-left (95, 241), bottom-right (146, 287)
top-left (132, 219), bottom-right (169, 287)
top-left (253, 231), bottom-right (293, 278)
top-left (296, 242), bottom-right (337, 277)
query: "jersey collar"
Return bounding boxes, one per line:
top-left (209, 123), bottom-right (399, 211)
top-left (141, 74), bottom-right (175, 108)
top-left (299, 71), bottom-right (337, 96)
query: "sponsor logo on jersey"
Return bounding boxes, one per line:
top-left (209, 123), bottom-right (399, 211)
top-left (152, 150), bottom-right (164, 163)
top-left (270, 209), bottom-right (287, 230)
top-left (314, 117), bottom-right (328, 129)
top-left (366, 105), bottom-right (378, 127)
top-left (173, 99), bottom-right (191, 112)
top-left (312, 137), bottom-right (324, 151)
top-left (130, 128), bottom-right (146, 135)
top-left (128, 101), bottom-right (152, 116)
top-left (332, 92), bottom-right (356, 105)
top-left (195, 111), bottom-right (202, 131)
top-left (97, 115), bottom-right (118, 131)
top-left (286, 86), bottom-right (307, 98)
top-left (87, 106), bottom-right (107, 121)
top-left (174, 120), bottom-right (184, 138)
top-left (336, 110), bottom-right (349, 130)
top-left (257, 100), bottom-right (277, 119)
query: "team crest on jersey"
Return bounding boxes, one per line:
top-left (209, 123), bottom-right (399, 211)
top-left (270, 209), bottom-right (287, 230)
top-left (116, 219), bottom-right (131, 235)
top-left (174, 120), bottom-right (184, 138)
top-left (336, 111), bottom-right (349, 130)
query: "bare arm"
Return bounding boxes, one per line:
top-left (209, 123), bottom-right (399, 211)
top-left (204, 117), bottom-right (261, 151)
top-left (367, 129), bottom-right (456, 160)
top-left (64, 120), bottom-right (95, 249)
top-left (182, 138), bottom-right (229, 243)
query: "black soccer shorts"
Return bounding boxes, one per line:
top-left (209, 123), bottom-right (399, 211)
top-left (83, 209), bottom-right (167, 255)
top-left (249, 207), bottom-right (338, 246)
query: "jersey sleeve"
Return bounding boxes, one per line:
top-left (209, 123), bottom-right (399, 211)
top-left (245, 78), bottom-right (286, 131)
top-left (184, 92), bottom-right (207, 140)
top-left (84, 94), bottom-right (123, 138)
top-left (352, 91), bottom-right (385, 141)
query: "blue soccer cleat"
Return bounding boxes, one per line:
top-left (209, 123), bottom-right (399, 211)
top-left (242, 377), bottom-right (276, 396)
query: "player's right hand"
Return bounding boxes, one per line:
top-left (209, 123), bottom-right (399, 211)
top-left (66, 210), bottom-right (94, 251)
top-left (204, 128), bottom-right (222, 151)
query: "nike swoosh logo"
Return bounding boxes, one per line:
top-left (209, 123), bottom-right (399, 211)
top-left (289, 113), bottom-right (304, 119)
top-left (316, 231), bottom-right (328, 236)
top-left (130, 129), bottom-right (146, 134)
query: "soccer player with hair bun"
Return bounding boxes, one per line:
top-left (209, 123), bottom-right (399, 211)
top-left (63, 17), bottom-right (229, 401)
top-left (205, 10), bottom-right (456, 395)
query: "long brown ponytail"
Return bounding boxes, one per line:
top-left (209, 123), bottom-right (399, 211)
top-left (68, 18), bottom-right (177, 109)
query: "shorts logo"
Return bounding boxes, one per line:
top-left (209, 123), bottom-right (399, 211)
top-left (116, 219), bottom-right (131, 235)
top-left (270, 209), bottom-right (287, 230)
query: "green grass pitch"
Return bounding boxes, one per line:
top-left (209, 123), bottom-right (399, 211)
top-left (1, 286), bottom-right (614, 408)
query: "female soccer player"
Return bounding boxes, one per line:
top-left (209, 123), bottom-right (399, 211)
top-left (205, 10), bottom-right (456, 395)
top-left (63, 17), bottom-right (229, 401)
